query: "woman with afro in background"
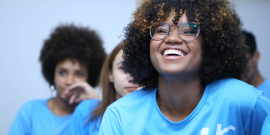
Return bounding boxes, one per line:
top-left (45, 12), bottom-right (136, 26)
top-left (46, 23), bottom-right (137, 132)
top-left (8, 24), bottom-right (106, 135)
top-left (67, 43), bottom-right (140, 134)
top-left (98, 0), bottom-right (270, 134)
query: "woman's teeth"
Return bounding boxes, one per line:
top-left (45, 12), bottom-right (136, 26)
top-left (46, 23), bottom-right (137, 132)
top-left (163, 49), bottom-right (184, 56)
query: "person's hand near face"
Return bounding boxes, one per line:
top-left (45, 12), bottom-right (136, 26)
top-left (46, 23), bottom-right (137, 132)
top-left (61, 82), bottom-right (99, 104)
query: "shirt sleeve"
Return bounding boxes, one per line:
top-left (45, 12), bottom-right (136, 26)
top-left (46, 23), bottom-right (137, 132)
top-left (98, 107), bottom-right (123, 135)
top-left (68, 99), bottom-right (101, 135)
top-left (244, 92), bottom-right (270, 135)
top-left (8, 102), bottom-right (31, 135)
top-left (67, 108), bottom-right (85, 135)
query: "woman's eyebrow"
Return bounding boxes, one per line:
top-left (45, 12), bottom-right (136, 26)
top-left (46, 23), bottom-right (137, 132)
top-left (57, 68), bottom-right (67, 71)
top-left (75, 69), bottom-right (87, 72)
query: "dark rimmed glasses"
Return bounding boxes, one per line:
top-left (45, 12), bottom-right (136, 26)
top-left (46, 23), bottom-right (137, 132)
top-left (149, 22), bottom-right (200, 41)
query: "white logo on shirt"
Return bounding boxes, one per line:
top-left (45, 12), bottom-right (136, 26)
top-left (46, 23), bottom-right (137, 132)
top-left (201, 128), bottom-right (209, 135)
top-left (216, 124), bottom-right (235, 135)
top-left (200, 124), bottom-right (235, 135)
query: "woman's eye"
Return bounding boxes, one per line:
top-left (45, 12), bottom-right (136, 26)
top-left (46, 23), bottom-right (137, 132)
top-left (118, 65), bottom-right (123, 69)
top-left (77, 73), bottom-right (84, 77)
top-left (156, 29), bottom-right (168, 34)
top-left (59, 71), bottom-right (66, 76)
top-left (182, 30), bottom-right (196, 35)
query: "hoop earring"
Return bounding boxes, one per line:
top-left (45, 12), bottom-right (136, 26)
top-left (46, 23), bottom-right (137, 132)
top-left (50, 85), bottom-right (56, 97)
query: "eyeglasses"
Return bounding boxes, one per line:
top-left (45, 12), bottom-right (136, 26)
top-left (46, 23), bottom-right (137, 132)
top-left (149, 22), bottom-right (200, 41)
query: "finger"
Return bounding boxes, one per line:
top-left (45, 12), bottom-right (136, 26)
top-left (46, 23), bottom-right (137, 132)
top-left (63, 87), bottom-right (82, 97)
top-left (62, 89), bottom-right (76, 98)
top-left (74, 97), bottom-right (82, 103)
top-left (63, 83), bottom-right (84, 95)
top-left (64, 89), bottom-right (76, 97)
top-left (69, 93), bottom-right (79, 104)
top-left (73, 90), bottom-right (86, 103)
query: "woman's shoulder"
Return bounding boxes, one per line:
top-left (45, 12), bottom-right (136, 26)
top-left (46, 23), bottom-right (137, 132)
top-left (208, 78), bottom-right (258, 97)
top-left (207, 78), bottom-right (270, 110)
top-left (74, 99), bottom-right (101, 115)
top-left (21, 98), bottom-right (49, 110)
top-left (78, 99), bottom-right (101, 107)
top-left (14, 98), bottom-right (50, 119)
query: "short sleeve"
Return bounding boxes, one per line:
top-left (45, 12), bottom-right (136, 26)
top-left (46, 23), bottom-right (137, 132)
top-left (261, 114), bottom-right (270, 135)
top-left (98, 108), bottom-right (122, 135)
top-left (8, 102), bottom-right (31, 135)
top-left (68, 99), bottom-right (101, 135)
top-left (67, 108), bottom-right (85, 135)
top-left (244, 92), bottom-right (270, 135)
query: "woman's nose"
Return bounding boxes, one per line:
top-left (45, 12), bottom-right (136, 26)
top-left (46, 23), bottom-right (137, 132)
top-left (165, 26), bottom-right (183, 44)
top-left (66, 75), bottom-right (75, 86)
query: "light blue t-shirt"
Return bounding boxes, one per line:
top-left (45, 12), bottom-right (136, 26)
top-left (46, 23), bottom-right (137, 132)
top-left (8, 99), bottom-right (72, 135)
top-left (257, 79), bottom-right (270, 98)
top-left (99, 78), bottom-right (270, 135)
top-left (67, 99), bottom-right (101, 135)
top-left (261, 114), bottom-right (270, 135)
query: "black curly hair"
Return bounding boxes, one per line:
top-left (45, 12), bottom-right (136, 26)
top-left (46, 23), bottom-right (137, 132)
top-left (122, 0), bottom-right (249, 89)
top-left (39, 24), bottom-right (107, 87)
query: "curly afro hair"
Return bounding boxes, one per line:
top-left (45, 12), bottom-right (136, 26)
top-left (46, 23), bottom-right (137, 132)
top-left (39, 24), bottom-right (107, 87)
top-left (122, 0), bottom-right (249, 89)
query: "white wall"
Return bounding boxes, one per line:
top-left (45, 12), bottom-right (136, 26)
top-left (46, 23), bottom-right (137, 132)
top-left (0, 0), bottom-right (269, 134)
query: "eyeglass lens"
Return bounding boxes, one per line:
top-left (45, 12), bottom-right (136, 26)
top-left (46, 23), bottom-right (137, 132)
top-left (150, 22), bottom-right (200, 41)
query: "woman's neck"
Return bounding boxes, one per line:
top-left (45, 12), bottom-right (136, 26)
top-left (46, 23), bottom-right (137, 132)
top-left (47, 95), bottom-right (77, 116)
top-left (157, 74), bottom-right (204, 122)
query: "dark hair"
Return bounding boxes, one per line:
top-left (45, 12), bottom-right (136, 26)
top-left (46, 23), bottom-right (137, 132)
top-left (39, 24), bottom-right (107, 87)
top-left (242, 30), bottom-right (257, 56)
top-left (88, 43), bottom-right (122, 122)
top-left (122, 0), bottom-right (249, 89)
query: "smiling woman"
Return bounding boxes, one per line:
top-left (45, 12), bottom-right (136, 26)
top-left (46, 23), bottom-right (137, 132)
top-left (98, 0), bottom-right (270, 135)
top-left (7, 24), bottom-right (106, 135)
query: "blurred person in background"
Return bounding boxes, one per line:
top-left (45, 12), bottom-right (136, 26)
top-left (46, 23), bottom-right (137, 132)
top-left (66, 43), bottom-right (140, 135)
top-left (243, 30), bottom-right (270, 98)
top-left (8, 24), bottom-right (106, 135)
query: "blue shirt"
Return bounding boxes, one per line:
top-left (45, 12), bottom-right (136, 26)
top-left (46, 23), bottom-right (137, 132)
top-left (261, 114), bottom-right (270, 135)
top-left (99, 78), bottom-right (270, 135)
top-left (67, 99), bottom-right (101, 135)
top-left (8, 99), bottom-right (72, 135)
top-left (257, 79), bottom-right (270, 98)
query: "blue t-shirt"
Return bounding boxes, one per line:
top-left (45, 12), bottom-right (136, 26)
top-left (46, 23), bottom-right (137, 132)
top-left (257, 79), bottom-right (270, 98)
top-left (261, 114), bottom-right (270, 135)
top-left (8, 99), bottom-right (72, 135)
top-left (67, 99), bottom-right (101, 135)
top-left (99, 78), bottom-right (270, 135)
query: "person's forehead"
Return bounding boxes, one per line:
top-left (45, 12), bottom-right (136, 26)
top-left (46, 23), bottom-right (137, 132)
top-left (113, 51), bottom-right (123, 65)
top-left (57, 59), bottom-right (87, 70)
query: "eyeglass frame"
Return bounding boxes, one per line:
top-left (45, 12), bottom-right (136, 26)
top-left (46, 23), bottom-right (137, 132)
top-left (149, 21), bottom-right (200, 41)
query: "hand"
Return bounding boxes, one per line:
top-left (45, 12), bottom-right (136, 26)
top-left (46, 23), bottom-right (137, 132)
top-left (61, 82), bottom-right (99, 104)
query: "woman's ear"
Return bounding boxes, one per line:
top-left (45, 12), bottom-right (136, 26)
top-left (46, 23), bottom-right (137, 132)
top-left (109, 70), bottom-right (114, 83)
top-left (253, 51), bottom-right (260, 65)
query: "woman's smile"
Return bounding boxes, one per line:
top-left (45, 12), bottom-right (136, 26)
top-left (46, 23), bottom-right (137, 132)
top-left (161, 47), bottom-right (187, 60)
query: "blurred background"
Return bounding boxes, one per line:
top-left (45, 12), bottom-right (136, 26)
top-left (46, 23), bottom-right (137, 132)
top-left (0, 0), bottom-right (269, 134)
